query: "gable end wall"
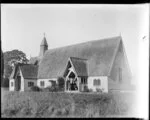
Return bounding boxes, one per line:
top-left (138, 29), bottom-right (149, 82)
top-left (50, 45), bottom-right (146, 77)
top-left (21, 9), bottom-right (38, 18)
top-left (109, 40), bottom-right (131, 86)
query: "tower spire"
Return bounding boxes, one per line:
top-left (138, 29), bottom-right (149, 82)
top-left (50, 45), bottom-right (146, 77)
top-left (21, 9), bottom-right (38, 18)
top-left (39, 33), bottom-right (48, 59)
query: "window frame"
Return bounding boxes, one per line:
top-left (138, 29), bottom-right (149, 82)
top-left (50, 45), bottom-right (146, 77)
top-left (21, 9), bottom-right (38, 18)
top-left (28, 81), bottom-right (34, 87)
top-left (81, 78), bottom-right (84, 84)
top-left (84, 78), bottom-right (87, 84)
top-left (93, 79), bottom-right (101, 86)
top-left (40, 81), bottom-right (45, 87)
top-left (93, 79), bottom-right (97, 86)
top-left (81, 78), bottom-right (87, 84)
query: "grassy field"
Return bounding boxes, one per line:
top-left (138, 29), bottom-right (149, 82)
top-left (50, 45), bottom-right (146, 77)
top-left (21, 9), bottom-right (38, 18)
top-left (1, 88), bottom-right (137, 118)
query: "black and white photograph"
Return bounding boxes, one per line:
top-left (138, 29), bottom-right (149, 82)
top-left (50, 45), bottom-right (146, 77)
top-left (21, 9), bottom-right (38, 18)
top-left (1, 4), bottom-right (149, 118)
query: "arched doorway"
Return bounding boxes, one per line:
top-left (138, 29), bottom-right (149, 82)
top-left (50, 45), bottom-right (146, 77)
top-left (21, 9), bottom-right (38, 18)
top-left (66, 71), bottom-right (78, 91)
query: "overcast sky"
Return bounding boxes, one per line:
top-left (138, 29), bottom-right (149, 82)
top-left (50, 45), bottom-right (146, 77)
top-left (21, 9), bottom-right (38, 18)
top-left (1, 4), bottom-right (149, 84)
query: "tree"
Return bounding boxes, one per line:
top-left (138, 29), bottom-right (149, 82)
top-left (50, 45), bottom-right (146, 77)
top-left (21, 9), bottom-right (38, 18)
top-left (57, 76), bottom-right (65, 91)
top-left (3, 49), bottom-right (29, 79)
top-left (2, 77), bottom-right (9, 88)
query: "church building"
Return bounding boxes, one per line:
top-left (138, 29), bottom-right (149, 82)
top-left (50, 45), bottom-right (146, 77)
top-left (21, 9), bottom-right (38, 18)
top-left (9, 34), bottom-right (132, 93)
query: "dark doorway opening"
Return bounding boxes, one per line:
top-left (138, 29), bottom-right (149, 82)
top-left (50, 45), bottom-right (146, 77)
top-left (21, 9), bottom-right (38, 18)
top-left (15, 75), bottom-right (21, 91)
top-left (66, 72), bottom-right (78, 91)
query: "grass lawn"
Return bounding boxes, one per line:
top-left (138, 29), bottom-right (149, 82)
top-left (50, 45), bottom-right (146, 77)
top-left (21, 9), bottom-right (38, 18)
top-left (1, 88), bottom-right (137, 118)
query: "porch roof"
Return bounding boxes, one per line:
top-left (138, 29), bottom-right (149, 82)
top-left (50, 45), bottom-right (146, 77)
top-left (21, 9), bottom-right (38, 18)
top-left (70, 57), bottom-right (88, 77)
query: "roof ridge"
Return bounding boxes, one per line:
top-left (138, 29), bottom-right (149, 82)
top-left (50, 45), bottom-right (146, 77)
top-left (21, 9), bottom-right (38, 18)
top-left (47, 35), bottom-right (121, 52)
top-left (90, 36), bottom-right (121, 43)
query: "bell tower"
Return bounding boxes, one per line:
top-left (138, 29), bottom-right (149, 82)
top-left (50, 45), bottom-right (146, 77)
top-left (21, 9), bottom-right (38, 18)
top-left (39, 33), bottom-right (48, 59)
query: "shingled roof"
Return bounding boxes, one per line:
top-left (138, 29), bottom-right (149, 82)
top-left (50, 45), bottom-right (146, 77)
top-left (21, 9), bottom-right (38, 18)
top-left (20, 64), bottom-right (38, 79)
top-left (10, 64), bottom-right (38, 80)
top-left (70, 57), bottom-right (88, 77)
top-left (38, 36), bottom-right (122, 78)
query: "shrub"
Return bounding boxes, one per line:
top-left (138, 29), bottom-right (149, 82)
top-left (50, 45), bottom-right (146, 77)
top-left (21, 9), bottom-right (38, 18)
top-left (43, 85), bottom-right (59, 92)
top-left (30, 86), bottom-right (41, 92)
top-left (57, 77), bottom-right (65, 91)
top-left (96, 88), bottom-right (103, 93)
top-left (83, 85), bottom-right (90, 92)
top-left (2, 77), bottom-right (9, 88)
top-left (89, 89), bottom-right (93, 92)
top-left (42, 86), bottom-right (51, 92)
top-left (50, 81), bottom-right (56, 87)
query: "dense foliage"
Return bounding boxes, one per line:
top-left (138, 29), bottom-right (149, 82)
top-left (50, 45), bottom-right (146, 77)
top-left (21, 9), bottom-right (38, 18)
top-left (83, 85), bottom-right (90, 92)
top-left (1, 90), bottom-right (137, 118)
top-left (2, 49), bottom-right (29, 87)
top-left (57, 77), bottom-right (65, 91)
top-left (3, 49), bottom-right (29, 78)
top-left (43, 86), bottom-right (58, 92)
top-left (2, 78), bottom-right (9, 88)
top-left (30, 86), bottom-right (42, 92)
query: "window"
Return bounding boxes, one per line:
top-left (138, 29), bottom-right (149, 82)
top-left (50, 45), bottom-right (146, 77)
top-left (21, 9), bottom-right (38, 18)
top-left (28, 82), bottom-right (34, 87)
top-left (40, 81), bottom-right (45, 87)
top-left (93, 79), bottom-right (101, 86)
top-left (81, 78), bottom-right (87, 84)
top-left (84, 79), bottom-right (87, 84)
top-left (81, 78), bottom-right (84, 84)
top-left (93, 79), bottom-right (97, 86)
top-left (11, 82), bottom-right (13, 87)
top-left (97, 79), bottom-right (101, 85)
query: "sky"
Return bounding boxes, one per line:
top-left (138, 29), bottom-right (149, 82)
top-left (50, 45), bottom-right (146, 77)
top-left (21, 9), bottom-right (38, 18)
top-left (1, 4), bottom-right (149, 85)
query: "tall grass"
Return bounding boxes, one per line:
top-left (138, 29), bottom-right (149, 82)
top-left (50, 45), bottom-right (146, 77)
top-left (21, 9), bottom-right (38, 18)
top-left (1, 91), bottom-right (136, 118)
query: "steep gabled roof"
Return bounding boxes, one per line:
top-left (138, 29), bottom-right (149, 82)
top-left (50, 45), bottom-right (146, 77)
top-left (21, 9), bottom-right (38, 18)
top-left (70, 57), bottom-right (88, 77)
top-left (9, 65), bottom-right (18, 79)
top-left (10, 64), bottom-right (38, 80)
top-left (38, 36), bottom-right (122, 78)
top-left (20, 64), bottom-right (38, 79)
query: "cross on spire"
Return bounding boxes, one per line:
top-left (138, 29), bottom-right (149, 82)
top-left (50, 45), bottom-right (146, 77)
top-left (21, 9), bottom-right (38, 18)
top-left (44, 32), bottom-right (45, 37)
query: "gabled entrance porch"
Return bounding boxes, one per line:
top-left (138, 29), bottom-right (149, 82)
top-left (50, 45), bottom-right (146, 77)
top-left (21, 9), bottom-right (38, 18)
top-left (65, 70), bottom-right (79, 92)
top-left (63, 57), bottom-right (88, 92)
